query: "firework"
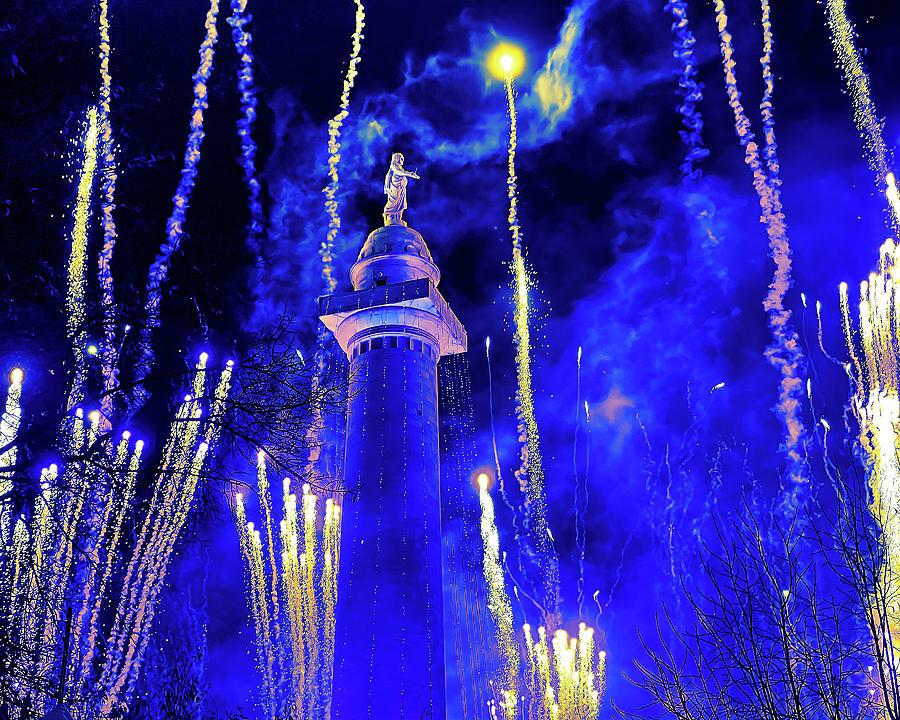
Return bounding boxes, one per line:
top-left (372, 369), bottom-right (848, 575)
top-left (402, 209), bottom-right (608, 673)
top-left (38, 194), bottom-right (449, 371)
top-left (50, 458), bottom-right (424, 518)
top-left (492, 41), bottom-right (560, 620)
top-left (228, 0), bottom-right (265, 256)
top-left (321, 0), bottom-right (366, 294)
top-left (0, 368), bottom-right (24, 543)
top-left (478, 473), bottom-right (519, 720)
top-left (67, 107), bottom-right (100, 410)
top-left (825, 0), bottom-right (898, 229)
top-left (97, 0), bottom-right (121, 422)
top-left (139, 0), bottom-right (222, 401)
top-left (713, 0), bottom-right (808, 510)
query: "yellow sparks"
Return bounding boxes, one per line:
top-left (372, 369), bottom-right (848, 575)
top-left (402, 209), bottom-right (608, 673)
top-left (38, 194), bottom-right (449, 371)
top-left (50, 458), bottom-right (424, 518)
top-left (256, 451), bottom-right (282, 698)
top-left (488, 42), bottom-right (526, 80)
top-left (0, 368), bottom-right (24, 542)
top-left (887, 174), bottom-right (900, 227)
top-left (322, 0), bottom-right (366, 293)
top-left (499, 45), bottom-right (559, 619)
top-left (67, 107), bottom-right (100, 409)
top-left (236, 478), bottom-right (337, 713)
top-left (478, 475), bottom-right (519, 719)
top-left (522, 623), bottom-right (605, 719)
top-left (825, 0), bottom-right (898, 230)
top-left (843, 239), bottom-right (900, 662)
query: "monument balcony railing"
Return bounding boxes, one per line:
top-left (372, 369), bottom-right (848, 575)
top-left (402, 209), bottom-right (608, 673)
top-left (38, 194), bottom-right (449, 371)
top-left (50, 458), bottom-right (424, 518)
top-left (318, 277), bottom-right (466, 354)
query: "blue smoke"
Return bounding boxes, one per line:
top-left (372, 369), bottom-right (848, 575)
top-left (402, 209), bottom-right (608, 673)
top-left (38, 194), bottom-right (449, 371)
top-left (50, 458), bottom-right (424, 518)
top-left (202, 0), bottom-right (893, 715)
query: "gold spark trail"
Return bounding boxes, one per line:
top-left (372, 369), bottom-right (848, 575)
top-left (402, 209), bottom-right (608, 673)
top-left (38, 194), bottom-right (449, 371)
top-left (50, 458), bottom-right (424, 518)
top-left (235, 477), bottom-right (338, 714)
top-left (824, 0), bottom-right (898, 229)
top-left (322, 0), bottom-right (365, 294)
top-left (302, 485), bottom-right (320, 710)
top-left (118, 362), bottom-right (232, 701)
top-left (478, 474), bottom-right (519, 720)
top-left (502, 66), bottom-right (560, 621)
top-left (256, 452), bottom-right (282, 699)
top-left (67, 107), bottom-right (100, 410)
top-left (521, 623), bottom-right (605, 719)
top-left (70, 431), bottom-right (131, 681)
top-left (139, 0), bottom-right (221, 404)
top-left (282, 488), bottom-right (306, 713)
top-left (98, 0), bottom-right (121, 420)
top-left (100, 361), bottom-right (231, 712)
top-left (101, 396), bottom-right (193, 688)
top-left (0, 369), bottom-right (24, 542)
top-left (77, 437), bottom-right (143, 695)
top-left (33, 410), bottom-right (91, 702)
top-left (322, 497), bottom-right (340, 697)
top-left (843, 240), bottom-right (900, 664)
top-left (251, 525), bottom-right (276, 717)
top-left (887, 174), bottom-right (900, 226)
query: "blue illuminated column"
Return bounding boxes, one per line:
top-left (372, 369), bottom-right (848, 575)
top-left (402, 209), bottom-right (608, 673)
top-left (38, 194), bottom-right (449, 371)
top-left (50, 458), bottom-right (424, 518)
top-left (319, 223), bottom-right (466, 720)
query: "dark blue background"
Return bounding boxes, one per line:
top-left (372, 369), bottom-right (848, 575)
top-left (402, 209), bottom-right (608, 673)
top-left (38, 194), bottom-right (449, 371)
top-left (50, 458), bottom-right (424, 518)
top-left (4, 0), bottom-right (900, 716)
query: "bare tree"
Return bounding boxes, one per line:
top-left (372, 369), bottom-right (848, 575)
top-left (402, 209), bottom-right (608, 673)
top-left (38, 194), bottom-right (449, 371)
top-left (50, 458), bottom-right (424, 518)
top-left (0, 310), bottom-right (351, 718)
top-left (622, 466), bottom-right (899, 720)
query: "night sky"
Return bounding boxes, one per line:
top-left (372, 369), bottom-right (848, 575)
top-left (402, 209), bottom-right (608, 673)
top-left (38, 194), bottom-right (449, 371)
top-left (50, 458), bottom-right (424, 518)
top-left (4, 0), bottom-right (900, 715)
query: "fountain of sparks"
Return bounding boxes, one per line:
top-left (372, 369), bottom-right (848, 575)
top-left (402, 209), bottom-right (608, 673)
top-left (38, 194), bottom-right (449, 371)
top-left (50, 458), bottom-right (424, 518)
top-left (477, 472), bottom-right (520, 720)
top-left (477, 473), bottom-right (607, 720)
top-left (488, 42), bottom-right (561, 625)
top-left (841, 238), bottom-right (900, 672)
top-left (234, 455), bottom-right (340, 719)
top-left (0, 3), bottom-right (282, 712)
top-left (0, 354), bottom-right (233, 718)
top-left (521, 623), bottom-right (605, 720)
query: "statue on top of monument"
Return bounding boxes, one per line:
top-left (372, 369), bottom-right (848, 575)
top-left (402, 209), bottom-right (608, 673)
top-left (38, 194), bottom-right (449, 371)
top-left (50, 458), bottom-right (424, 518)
top-left (382, 152), bottom-right (420, 226)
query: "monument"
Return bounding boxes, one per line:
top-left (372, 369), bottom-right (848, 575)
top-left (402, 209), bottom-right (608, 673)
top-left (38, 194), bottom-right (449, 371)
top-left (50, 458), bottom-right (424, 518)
top-left (319, 154), bottom-right (466, 718)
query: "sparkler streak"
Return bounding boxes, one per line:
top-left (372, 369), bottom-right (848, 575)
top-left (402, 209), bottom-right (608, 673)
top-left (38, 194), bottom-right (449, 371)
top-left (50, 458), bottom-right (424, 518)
top-left (67, 108), bottom-right (100, 411)
top-left (97, 0), bottom-right (121, 422)
top-left (100, 361), bottom-right (232, 713)
top-left (477, 475), bottom-right (519, 720)
top-left (844, 241), bottom-right (900, 662)
top-left (235, 474), bottom-right (338, 715)
top-left (228, 0), bottom-right (264, 256)
top-left (714, 0), bottom-right (808, 509)
top-left (664, 0), bottom-right (710, 181)
top-left (256, 452), bottom-right (282, 708)
top-left (139, 0), bottom-right (222, 403)
top-left (0, 369), bottom-right (24, 543)
top-left (322, 0), bottom-right (365, 294)
top-left (77, 438), bottom-right (143, 695)
top-left (70, 432), bottom-right (131, 681)
top-left (824, 0), bottom-right (898, 228)
top-left (501, 59), bottom-right (560, 621)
